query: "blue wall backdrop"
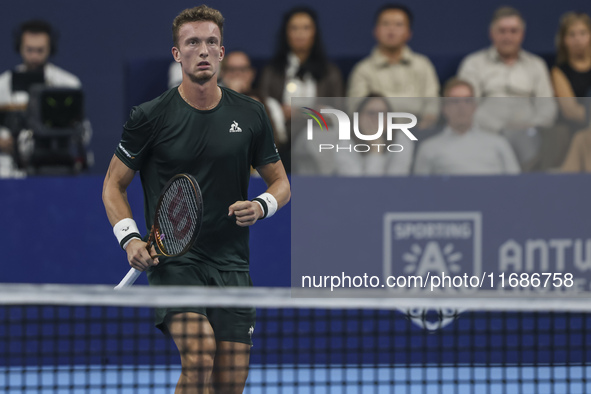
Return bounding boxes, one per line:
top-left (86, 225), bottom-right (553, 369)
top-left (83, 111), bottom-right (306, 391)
top-left (0, 176), bottom-right (291, 287)
top-left (292, 174), bottom-right (591, 294)
top-left (0, 0), bottom-right (590, 174)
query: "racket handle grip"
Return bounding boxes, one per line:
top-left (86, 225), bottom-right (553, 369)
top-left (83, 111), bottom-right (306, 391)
top-left (114, 268), bottom-right (142, 289)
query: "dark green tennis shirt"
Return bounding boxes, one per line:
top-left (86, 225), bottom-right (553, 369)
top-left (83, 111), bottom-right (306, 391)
top-left (115, 86), bottom-right (280, 271)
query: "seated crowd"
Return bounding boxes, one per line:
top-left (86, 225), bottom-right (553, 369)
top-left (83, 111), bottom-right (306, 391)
top-left (1, 5), bottom-right (591, 177)
top-left (188, 4), bottom-right (590, 176)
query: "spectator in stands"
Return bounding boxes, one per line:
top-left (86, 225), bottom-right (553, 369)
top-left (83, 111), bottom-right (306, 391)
top-left (259, 6), bottom-right (344, 118)
top-left (413, 78), bottom-right (520, 176)
top-left (0, 20), bottom-right (80, 106)
top-left (561, 128), bottom-right (591, 172)
top-left (168, 62), bottom-right (182, 89)
top-left (347, 4), bottom-right (440, 130)
top-left (258, 6), bottom-right (344, 172)
top-left (552, 12), bottom-right (591, 126)
top-left (544, 12), bottom-right (591, 172)
top-left (220, 50), bottom-right (287, 148)
top-left (221, 51), bottom-right (257, 95)
top-left (0, 20), bottom-right (87, 175)
top-left (458, 7), bottom-right (554, 101)
top-left (335, 95), bottom-right (415, 176)
top-left (457, 6), bottom-right (557, 170)
top-left (0, 126), bottom-right (22, 178)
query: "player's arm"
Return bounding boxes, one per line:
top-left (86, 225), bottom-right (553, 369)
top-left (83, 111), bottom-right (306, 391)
top-left (102, 154), bottom-right (158, 270)
top-left (228, 160), bottom-right (291, 227)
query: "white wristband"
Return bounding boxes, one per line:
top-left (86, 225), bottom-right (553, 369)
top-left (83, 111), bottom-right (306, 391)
top-left (113, 218), bottom-right (141, 250)
top-left (252, 192), bottom-right (278, 219)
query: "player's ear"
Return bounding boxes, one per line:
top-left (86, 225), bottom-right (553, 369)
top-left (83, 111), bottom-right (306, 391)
top-left (219, 45), bottom-right (225, 61)
top-left (172, 47), bottom-right (181, 63)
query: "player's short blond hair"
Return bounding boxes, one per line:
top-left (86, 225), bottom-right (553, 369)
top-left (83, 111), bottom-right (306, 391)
top-left (172, 5), bottom-right (225, 47)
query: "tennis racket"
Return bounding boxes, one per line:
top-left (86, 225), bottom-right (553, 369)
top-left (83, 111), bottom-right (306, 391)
top-left (114, 173), bottom-right (203, 289)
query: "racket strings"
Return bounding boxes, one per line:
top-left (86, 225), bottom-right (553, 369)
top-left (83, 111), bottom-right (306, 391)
top-left (158, 177), bottom-right (201, 255)
top-left (161, 181), bottom-right (191, 252)
top-left (159, 192), bottom-right (184, 254)
top-left (160, 184), bottom-right (191, 253)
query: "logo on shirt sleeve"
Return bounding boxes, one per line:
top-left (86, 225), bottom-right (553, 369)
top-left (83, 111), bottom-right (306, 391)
top-left (118, 143), bottom-right (135, 159)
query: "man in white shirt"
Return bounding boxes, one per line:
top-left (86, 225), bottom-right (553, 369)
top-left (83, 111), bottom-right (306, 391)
top-left (0, 20), bottom-right (86, 175)
top-left (347, 4), bottom-right (440, 129)
top-left (0, 20), bottom-right (81, 106)
top-left (457, 7), bottom-right (555, 102)
top-left (457, 7), bottom-right (557, 168)
top-left (414, 79), bottom-right (520, 176)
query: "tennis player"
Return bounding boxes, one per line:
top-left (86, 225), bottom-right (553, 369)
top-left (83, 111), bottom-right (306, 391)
top-left (102, 5), bottom-right (290, 393)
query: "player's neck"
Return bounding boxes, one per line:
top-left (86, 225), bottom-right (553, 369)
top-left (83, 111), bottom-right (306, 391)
top-left (179, 80), bottom-right (222, 111)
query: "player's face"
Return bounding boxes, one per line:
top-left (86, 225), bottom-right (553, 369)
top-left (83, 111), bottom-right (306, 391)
top-left (174, 21), bottom-right (224, 84)
top-left (20, 32), bottom-right (51, 71)
top-left (287, 13), bottom-right (316, 54)
top-left (490, 16), bottom-right (524, 58)
top-left (564, 21), bottom-right (591, 57)
top-left (443, 85), bottom-right (477, 132)
top-left (374, 10), bottom-right (411, 50)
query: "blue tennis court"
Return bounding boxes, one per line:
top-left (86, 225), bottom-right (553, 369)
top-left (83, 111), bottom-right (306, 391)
top-left (2, 364), bottom-right (591, 393)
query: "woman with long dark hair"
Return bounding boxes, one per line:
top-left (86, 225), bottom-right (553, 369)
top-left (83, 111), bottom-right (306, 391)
top-left (258, 6), bottom-right (344, 171)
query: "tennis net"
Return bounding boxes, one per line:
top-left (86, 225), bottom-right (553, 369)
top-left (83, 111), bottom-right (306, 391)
top-left (1, 284), bottom-right (590, 393)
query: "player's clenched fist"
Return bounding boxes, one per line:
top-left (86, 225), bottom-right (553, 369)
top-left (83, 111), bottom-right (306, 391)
top-left (228, 200), bottom-right (263, 227)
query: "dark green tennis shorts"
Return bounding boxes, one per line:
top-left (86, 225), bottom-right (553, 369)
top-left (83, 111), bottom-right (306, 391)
top-left (147, 260), bottom-right (256, 346)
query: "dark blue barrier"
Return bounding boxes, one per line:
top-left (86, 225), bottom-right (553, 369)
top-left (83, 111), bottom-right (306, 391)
top-left (0, 175), bottom-right (290, 287)
top-left (3, 173), bottom-right (590, 288)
